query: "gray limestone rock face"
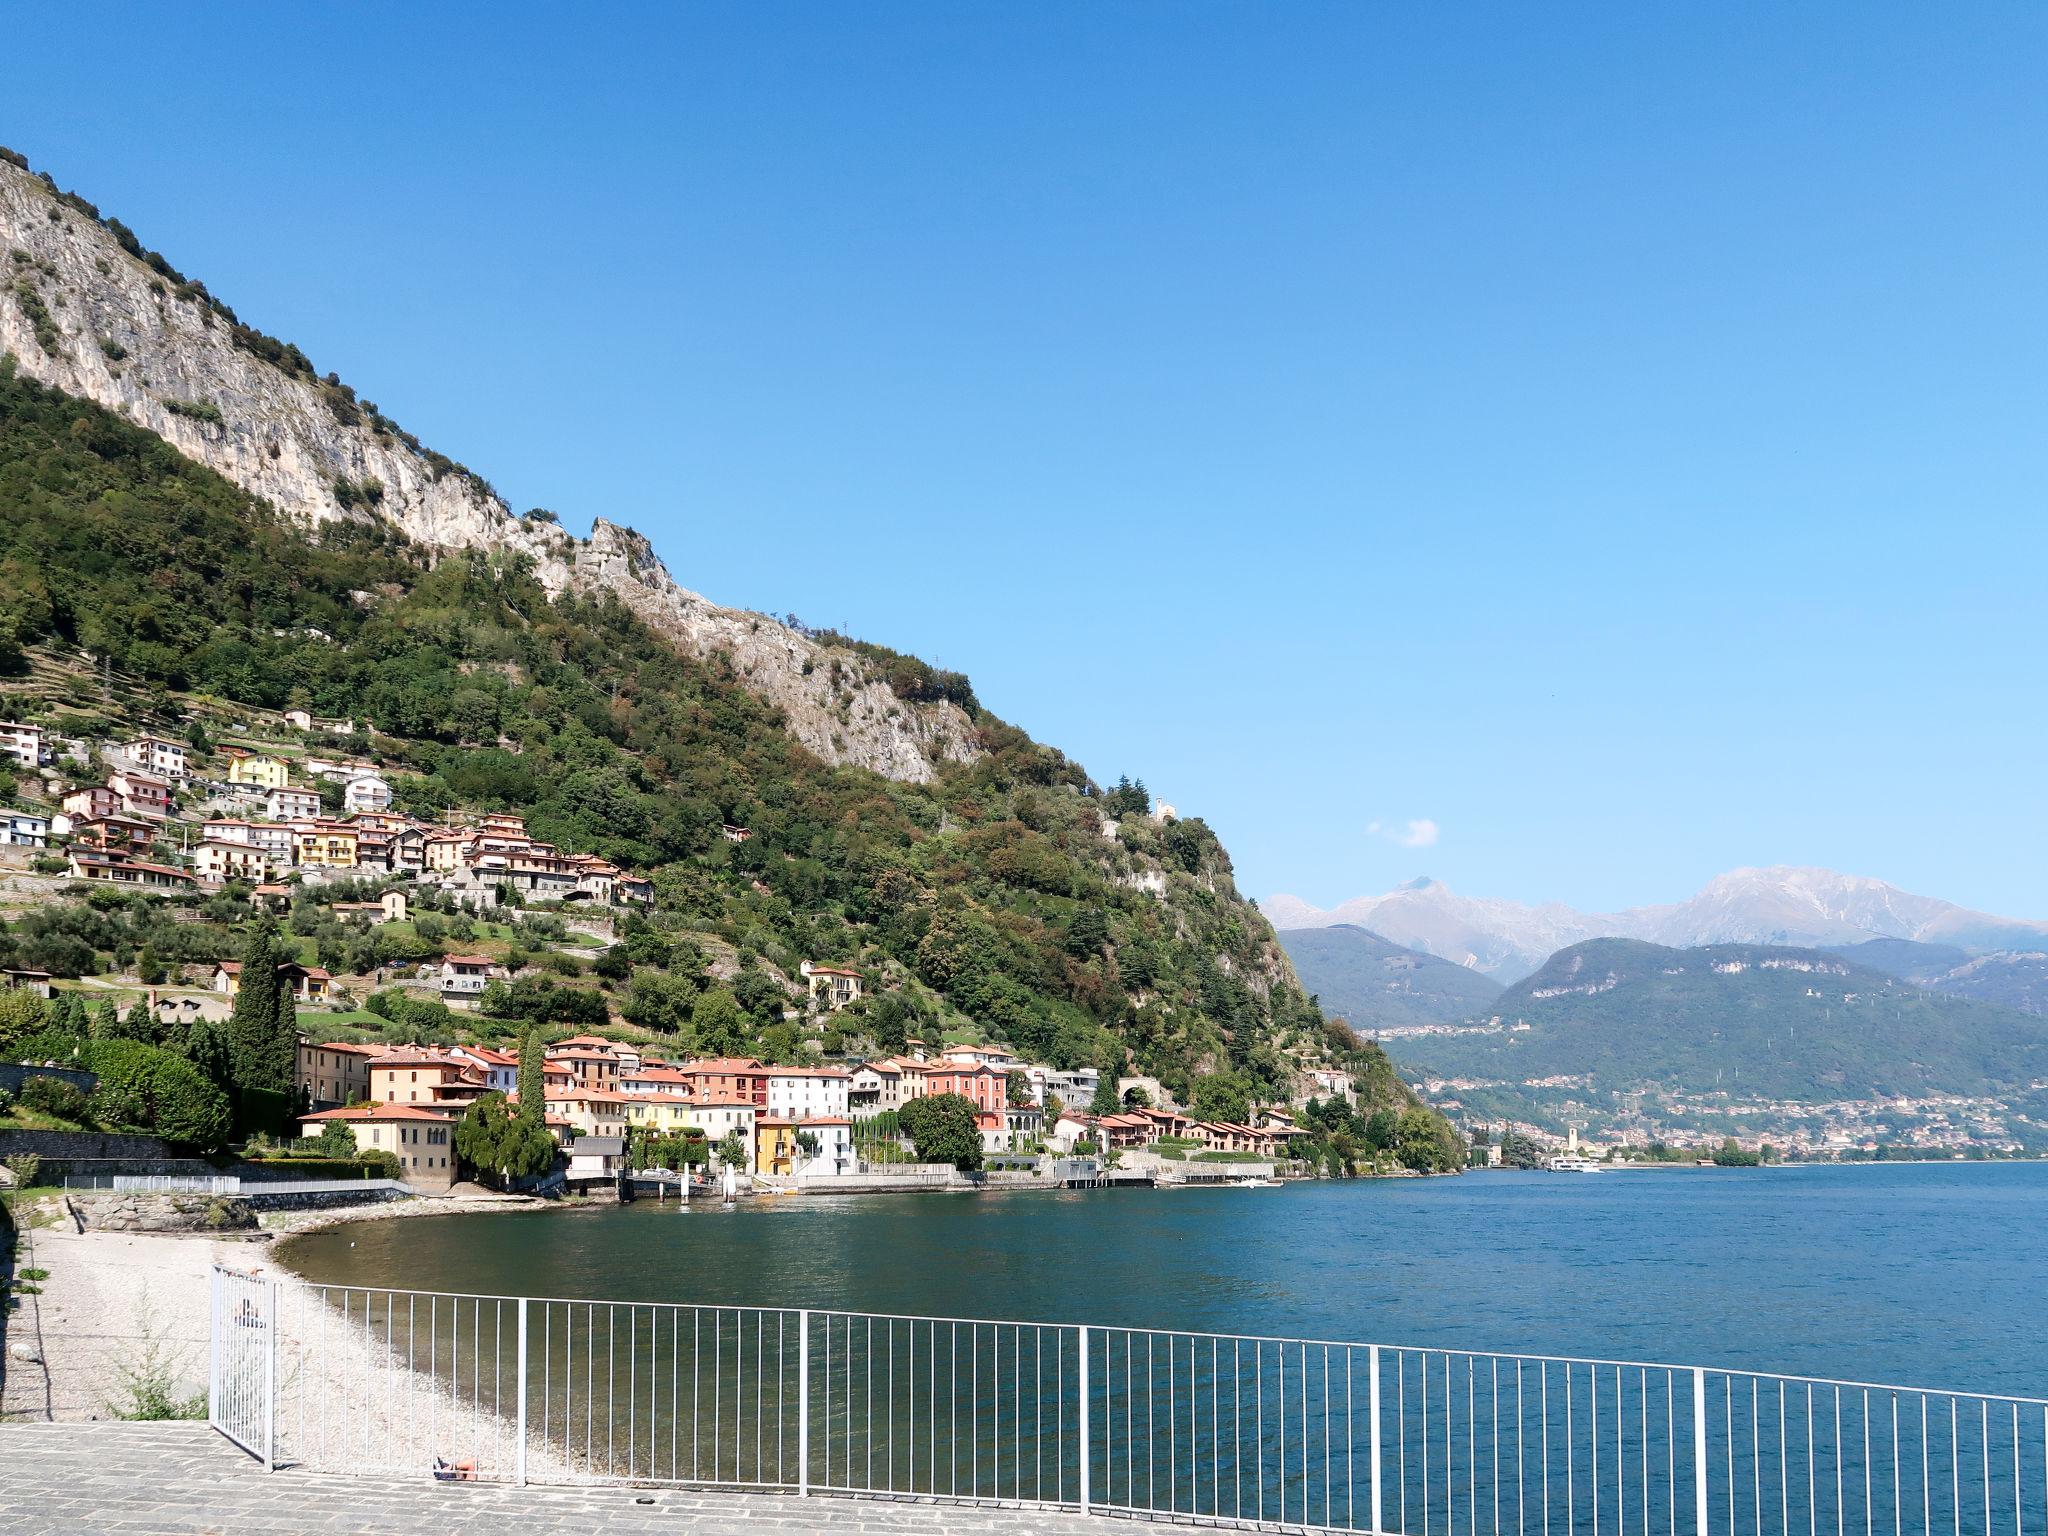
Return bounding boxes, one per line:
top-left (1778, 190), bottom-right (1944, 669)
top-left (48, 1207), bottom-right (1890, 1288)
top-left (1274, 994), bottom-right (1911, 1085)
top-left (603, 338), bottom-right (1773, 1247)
top-left (0, 161), bottom-right (979, 784)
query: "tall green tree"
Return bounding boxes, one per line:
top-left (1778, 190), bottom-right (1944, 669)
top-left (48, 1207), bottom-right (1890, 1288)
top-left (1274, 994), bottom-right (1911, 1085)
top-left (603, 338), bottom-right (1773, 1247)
top-left (899, 1092), bottom-right (984, 1171)
top-left (226, 921), bottom-right (295, 1094)
top-left (690, 987), bottom-right (750, 1058)
top-left (514, 1025), bottom-right (544, 1126)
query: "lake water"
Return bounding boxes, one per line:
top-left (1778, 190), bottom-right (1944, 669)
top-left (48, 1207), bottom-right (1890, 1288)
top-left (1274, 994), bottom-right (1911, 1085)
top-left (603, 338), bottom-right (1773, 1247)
top-left (278, 1162), bottom-right (2048, 1397)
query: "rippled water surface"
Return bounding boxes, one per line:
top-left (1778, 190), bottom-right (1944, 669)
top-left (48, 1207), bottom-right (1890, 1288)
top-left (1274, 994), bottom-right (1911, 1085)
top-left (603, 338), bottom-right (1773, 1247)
top-left (278, 1162), bottom-right (2048, 1395)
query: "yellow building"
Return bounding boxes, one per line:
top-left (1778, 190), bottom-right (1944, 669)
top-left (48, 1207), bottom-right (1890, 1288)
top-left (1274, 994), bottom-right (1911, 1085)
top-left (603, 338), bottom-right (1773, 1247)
top-left (623, 1092), bottom-right (697, 1134)
top-left (293, 822), bottom-right (360, 869)
top-left (228, 753), bottom-right (293, 790)
top-left (755, 1117), bottom-right (802, 1176)
top-left (296, 1104), bottom-right (455, 1191)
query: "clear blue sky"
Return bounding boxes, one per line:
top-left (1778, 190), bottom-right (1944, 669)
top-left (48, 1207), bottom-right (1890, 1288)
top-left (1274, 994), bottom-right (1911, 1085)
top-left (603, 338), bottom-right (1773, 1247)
top-left (10, 4), bottom-right (2044, 917)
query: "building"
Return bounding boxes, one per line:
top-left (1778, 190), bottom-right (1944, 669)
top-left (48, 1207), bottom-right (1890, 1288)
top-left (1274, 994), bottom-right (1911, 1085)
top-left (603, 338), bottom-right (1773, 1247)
top-left (548, 1036), bottom-right (626, 1092)
top-left (0, 721), bottom-right (45, 770)
top-left (126, 735), bottom-right (189, 780)
top-left (924, 1061), bottom-right (1009, 1152)
top-left (3, 968), bottom-right (54, 999)
top-left (60, 784), bottom-right (119, 822)
top-left (849, 1060), bottom-right (906, 1115)
top-left (203, 819), bottom-right (295, 860)
top-left (282, 709), bottom-right (314, 732)
top-left (675, 1058), bottom-right (770, 1106)
top-left (623, 1091), bottom-right (699, 1136)
top-left (343, 774), bottom-right (393, 813)
top-left (66, 850), bottom-right (193, 892)
top-left (755, 1116), bottom-right (854, 1177)
top-left (213, 959), bottom-right (332, 1004)
top-left (292, 821), bottom-right (360, 870)
top-left (68, 814), bottom-right (155, 853)
top-left (1022, 1065), bottom-right (1100, 1108)
top-left (439, 954), bottom-right (497, 1002)
top-left (192, 838), bottom-right (271, 885)
top-left (266, 786), bottom-right (321, 822)
top-left (1306, 1068), bottom-right (1355, 1101)
top-left (676, 1095), bottom-right (758, 1162)
top-left (446, 1042), bottom-right (519, 1094)
top-left (295, 1039), bottom-right (380, 1111)
top-left (367, 1050), bottom-right (491, 1116)
top-left (296, 1104), bottom-right (456, 1191)
top-left (1005, 1103), bottom-right (1046, 1146)
top-left (108, 769), bottom-right (171, 820)
top-left (765, 1066), bottom-right (852, 1120)
top-left (229, 754), bottom-right (293, 791)
top-left (799, 961), bottom-right (863, 1011)
top-left (567, 1135), bottom-right (625, 1183)
top-left (550, 1089), bottom-right (632, 1139)
top-left (1, 809), bottom-right (50, 848)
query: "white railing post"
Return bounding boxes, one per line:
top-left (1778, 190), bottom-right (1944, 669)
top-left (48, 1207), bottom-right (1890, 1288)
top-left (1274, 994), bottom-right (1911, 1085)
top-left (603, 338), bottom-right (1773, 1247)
top-left (1370, 1344), bottom-right (1384, 1535)
top-left (263, 1278), bottom-right (279, 1471)
top-left (798, 1309), bottom-right (811, 1498)
top-left (1077, 1325), bottom-right (1091, 1513)
top-left (515, 1297), bottom-right (528, 1487)
top-left (206, 1267), bottom-right (219, 1430)
top-left (1692, 1367), bottom-right (1709, 1536)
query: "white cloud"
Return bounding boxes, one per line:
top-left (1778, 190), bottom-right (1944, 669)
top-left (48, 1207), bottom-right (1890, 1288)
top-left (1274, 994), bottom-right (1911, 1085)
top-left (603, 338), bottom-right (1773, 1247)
top-left (1367, 817), bottom-right (1440, 849)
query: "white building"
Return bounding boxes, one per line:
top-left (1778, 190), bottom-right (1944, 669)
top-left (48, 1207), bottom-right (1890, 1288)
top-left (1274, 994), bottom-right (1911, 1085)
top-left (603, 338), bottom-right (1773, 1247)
top-left (1024, 1064), bottom-right (1101, 1108)
top-left (0, 722), bottom-right (45, 770)
top-left (765, 1066), bottom-right (852, 1120)
top-left (126, 735), bottom-right (189, 780)
top-left (266, 786), bottom-right (321, 821)
top-left (343, 773), bottom-right (393, 813)
top-left (794, 1118), bottom-right (853, 1176)
top-left (1, 809), bottom-right (50, 848)
top-left (192, 838), bottom-right (271, 884)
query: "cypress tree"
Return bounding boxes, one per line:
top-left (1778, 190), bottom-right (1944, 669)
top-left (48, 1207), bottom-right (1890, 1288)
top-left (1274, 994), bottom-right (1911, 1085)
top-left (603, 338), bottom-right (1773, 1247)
top-left (515, 1025), bottom-right (543, 1126)
top-left (227, 921), bottom-right (288, 1093)
top-left (88, 998), bottom-right (119, 1040)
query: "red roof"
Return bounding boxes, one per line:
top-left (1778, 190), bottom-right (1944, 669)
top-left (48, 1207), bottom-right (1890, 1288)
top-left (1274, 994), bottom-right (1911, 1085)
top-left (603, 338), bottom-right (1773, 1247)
top-left (299, 1102), bottom-right (448, 1123)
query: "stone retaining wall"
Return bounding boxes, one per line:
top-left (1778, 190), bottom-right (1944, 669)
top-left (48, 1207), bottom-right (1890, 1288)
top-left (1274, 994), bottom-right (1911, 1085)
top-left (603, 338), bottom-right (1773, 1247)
top-left (66, 1183), bottom-right (408, 1232)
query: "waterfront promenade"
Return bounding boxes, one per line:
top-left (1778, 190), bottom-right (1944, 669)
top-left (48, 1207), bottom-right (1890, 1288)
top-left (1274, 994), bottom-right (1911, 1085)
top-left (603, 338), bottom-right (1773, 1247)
top-left (0, 1422), bottom-right (1110, 1535)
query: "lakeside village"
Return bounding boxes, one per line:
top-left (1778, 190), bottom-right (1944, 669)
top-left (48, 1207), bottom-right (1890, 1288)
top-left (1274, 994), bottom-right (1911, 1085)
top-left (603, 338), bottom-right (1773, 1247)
top-left (0, 708), bottom-right (1382, 1203)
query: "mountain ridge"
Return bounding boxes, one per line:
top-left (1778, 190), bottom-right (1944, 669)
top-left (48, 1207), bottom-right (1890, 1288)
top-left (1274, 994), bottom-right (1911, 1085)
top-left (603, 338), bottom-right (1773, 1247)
top-left (1270, 866), bottom-right (2048, 981)
top-left (0, 153), bottom-right (974, 784)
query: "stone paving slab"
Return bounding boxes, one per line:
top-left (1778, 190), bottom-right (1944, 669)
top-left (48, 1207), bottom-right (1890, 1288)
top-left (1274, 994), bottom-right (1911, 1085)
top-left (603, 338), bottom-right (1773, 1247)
top-left (0, 1421), bottom-right (1128, 1534)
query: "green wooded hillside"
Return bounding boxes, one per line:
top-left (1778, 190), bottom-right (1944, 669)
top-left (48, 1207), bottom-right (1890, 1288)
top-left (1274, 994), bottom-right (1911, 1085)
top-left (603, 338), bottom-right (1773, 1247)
top-left (0, 355), bottom-right (1445, 1146)
top-left (1400, 937), bottom-right (2048, 1105)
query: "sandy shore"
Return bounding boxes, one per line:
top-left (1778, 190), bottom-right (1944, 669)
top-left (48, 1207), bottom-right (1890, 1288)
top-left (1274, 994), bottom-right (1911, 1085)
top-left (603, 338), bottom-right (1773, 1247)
top-left (2, 1188), bottom-right (572, 1482)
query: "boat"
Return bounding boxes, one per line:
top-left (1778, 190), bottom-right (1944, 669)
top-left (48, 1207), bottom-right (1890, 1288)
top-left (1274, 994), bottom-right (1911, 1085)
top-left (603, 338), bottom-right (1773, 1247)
top-left (1544, 1154), bottom-right (1606, 1173)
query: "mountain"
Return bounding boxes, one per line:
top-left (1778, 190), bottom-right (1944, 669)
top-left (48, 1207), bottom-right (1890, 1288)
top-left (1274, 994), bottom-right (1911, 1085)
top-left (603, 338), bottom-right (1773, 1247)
top-left (1391, 938), bottom-right (2048, 1147)
top-left (1829, 939), bottom-right (2048, 1018)
top-left (0, 152), bottom-right (970, 785)
top-left (0, 144), bottom-right (1453, 1149)
top-left (1270, 868), bottom-right (2048, 983)
top-left (1276, 925), bottom-right (1504, 1036)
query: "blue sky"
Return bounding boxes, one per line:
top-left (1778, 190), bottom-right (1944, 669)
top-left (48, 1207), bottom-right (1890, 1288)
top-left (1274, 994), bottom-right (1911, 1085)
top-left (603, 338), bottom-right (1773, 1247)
top-left (10, 4), bottom-right (2044, 916)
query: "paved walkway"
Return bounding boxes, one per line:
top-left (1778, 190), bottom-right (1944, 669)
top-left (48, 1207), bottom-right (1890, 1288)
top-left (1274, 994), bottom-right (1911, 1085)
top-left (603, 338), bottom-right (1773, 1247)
top-left (0, 1421), bottom-right (1119, 1534)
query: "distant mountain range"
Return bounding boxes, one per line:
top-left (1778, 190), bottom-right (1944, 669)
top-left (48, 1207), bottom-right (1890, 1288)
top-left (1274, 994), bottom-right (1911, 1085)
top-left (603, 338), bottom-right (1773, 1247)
top-left (1275, 925), bottom-right (1503, 1036)
top-left (1267, 867), bottom-right (2048, 983)
top-left (1385, 938), bottom-right (2048, 1146)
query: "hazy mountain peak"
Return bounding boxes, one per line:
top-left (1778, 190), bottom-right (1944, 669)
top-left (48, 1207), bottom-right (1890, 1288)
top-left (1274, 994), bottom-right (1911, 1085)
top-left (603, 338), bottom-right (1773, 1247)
top-left (1268, 866), bottom-right (2047, 981)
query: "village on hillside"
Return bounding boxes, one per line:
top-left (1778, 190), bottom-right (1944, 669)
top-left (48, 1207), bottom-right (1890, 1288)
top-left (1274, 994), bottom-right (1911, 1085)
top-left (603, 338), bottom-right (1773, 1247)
top-left (0, 702), bottom-right (1357, 1195)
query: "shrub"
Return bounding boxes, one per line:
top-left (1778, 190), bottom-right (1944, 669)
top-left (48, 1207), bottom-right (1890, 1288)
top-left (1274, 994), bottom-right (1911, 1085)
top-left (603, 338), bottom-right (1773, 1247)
top-left (161, 397), bottom-right (223, 426)
top-left (19, 1075), bottom-right (91, 1124)
top-left (3, 1152), bottom-right (43, 1188)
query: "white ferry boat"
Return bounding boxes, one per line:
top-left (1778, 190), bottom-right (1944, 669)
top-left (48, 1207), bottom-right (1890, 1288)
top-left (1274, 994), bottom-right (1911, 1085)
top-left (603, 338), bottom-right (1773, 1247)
top-left (1545, 1153), bottom-right (1606, 1173)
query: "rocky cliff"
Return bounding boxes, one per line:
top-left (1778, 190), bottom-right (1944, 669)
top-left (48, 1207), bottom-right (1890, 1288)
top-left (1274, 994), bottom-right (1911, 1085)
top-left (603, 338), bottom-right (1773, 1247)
top-left (0, 153), bottom-right (974, 782)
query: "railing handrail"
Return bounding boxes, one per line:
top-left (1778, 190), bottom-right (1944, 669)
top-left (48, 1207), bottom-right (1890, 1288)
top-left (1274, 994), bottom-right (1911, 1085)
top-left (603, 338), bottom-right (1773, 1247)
top-left (230, 1266), bottom-right (2046, 1408)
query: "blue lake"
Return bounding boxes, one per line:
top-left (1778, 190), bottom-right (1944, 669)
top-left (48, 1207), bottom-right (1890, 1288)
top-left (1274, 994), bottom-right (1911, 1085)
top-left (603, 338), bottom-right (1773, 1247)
top-left (278, 1162), bottom-right (2048, 1397)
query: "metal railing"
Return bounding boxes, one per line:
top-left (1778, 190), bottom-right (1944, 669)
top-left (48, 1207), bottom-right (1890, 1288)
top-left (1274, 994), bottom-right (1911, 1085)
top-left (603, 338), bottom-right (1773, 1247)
top-left (70, 1174), bottom-right (409, 1195)
top-left (209, 1269), bottom-right (2047, 1535)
